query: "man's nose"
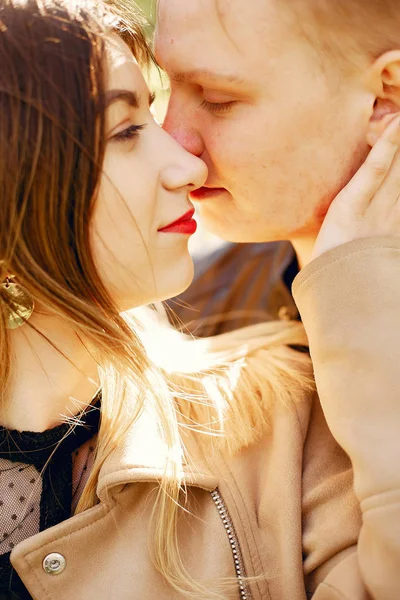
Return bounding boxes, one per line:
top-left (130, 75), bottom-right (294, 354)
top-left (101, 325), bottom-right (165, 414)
top-left (163, 102), bottom-right (205, 158)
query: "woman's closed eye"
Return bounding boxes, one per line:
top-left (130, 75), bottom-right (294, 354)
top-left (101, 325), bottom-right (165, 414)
top-left (111, 123), bottom-right (147, 143)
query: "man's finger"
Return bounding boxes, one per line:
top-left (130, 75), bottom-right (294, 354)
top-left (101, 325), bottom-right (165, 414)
top-left (372, 144), bottom-right (400, 212)
top-left (337, 114), bottom-right (400, 209)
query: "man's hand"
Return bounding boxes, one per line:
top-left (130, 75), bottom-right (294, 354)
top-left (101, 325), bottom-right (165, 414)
top-left (312, 114), bottom-right (400, 260)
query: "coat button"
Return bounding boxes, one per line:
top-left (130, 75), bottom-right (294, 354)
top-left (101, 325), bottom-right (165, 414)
top-left (42, 553), bottom-right (66, 575)
top-left (278, 306), bottom-right (291, 321)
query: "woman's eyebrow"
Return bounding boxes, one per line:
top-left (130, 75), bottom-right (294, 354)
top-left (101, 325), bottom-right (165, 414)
top-left (105, 89), bottom-right (139, 108)
top-left (105, 90), bottom-right (156, 109)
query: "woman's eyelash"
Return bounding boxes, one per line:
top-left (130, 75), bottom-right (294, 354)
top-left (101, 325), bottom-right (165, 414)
top-left (113, 124), bottom-right (146, 142)
top-left (199, 100), bottom-right (236, 114)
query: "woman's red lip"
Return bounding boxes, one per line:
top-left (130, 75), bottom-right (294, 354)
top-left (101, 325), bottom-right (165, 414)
top-left (158, 209), bottom-right (197, 234)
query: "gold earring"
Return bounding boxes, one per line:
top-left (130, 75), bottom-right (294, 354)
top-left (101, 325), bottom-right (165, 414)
top-left (0, 275), bottom-right (35, 330)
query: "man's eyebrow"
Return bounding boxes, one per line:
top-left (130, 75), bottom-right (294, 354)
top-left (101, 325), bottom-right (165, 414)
top-left (169, 69), bottom-right (245, 86)
top-left (105, 90), bottom-right (156, 108)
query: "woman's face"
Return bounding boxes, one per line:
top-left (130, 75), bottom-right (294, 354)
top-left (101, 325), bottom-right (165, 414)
top-left (91, 35), bottom-right (207, 310)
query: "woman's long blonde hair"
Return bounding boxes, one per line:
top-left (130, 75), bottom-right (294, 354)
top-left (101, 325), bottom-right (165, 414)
top-left (0, 1), bottom-right (313, 597)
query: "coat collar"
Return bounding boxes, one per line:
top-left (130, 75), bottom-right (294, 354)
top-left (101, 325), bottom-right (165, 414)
top-left (96, 404), bottom-right (218, 501)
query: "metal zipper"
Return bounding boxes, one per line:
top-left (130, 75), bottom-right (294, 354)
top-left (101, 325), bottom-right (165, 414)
top-left (210, 488), bottom-right (252, 600)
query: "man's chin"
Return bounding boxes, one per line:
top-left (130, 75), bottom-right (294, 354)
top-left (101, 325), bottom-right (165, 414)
top-left (197, 212), bottom-right (283, 244)
top-left (195, 194), bottom-right (321, 243)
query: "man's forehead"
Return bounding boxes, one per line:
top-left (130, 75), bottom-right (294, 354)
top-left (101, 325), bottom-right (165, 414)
top-left (157, 0), bottom-right (271, 23)
top-left (156, 0), bottom-right (289, 67)
top-left (156, 0), bottom-right (230, 51)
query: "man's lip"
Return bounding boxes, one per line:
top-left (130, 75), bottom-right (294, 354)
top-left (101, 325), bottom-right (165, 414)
top-left (158, 208), bottom-right (196, 232)
top-left (189, 187), bottom-right (227, 201)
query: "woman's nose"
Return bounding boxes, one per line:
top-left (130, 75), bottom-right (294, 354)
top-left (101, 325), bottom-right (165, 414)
top-left (161, 137), bottom-right (208, 192)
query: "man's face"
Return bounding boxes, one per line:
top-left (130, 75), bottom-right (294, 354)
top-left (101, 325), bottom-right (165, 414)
top-left (156, 0), bottom-right (372, 243)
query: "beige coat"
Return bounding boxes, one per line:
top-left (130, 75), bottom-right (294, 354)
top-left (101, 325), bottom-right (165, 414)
top-left (10, 237), bottom-right (400, 599)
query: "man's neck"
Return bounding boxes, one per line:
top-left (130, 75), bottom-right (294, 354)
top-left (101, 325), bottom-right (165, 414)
top-left (290, 236), bottom-right (318, 270)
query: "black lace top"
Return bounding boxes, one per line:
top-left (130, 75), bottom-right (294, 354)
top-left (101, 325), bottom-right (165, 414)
top-left (0, 398), bottom-right (101, 600)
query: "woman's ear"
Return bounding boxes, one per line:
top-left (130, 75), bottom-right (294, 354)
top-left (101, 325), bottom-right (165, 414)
top-left (367, 51), bottom-right (400, 146)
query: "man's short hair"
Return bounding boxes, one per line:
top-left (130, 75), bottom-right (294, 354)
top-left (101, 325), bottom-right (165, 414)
top-left (290, 0), bottom-right (400, 67)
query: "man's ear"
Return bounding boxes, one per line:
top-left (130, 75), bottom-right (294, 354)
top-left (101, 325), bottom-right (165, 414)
top-left (367, 50), bottom-right (400, 146)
